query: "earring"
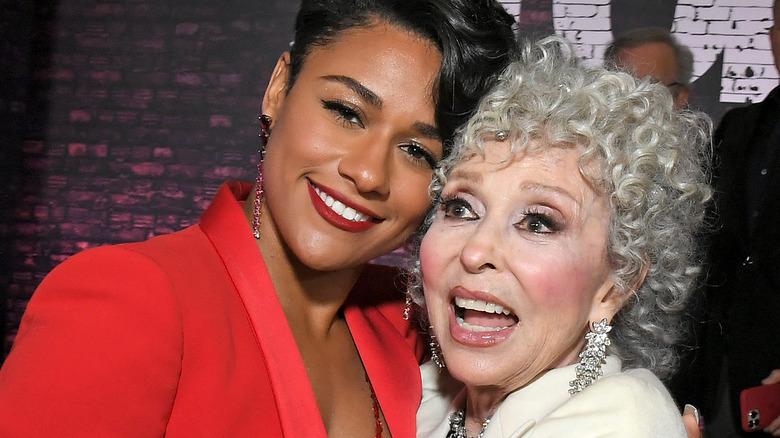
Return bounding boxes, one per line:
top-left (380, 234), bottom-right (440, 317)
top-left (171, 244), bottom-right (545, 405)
top-left (403, 289), bottom-right (413, 321)
top-left (253, 114), bottom-right (272, 239)
top-left (429, 326), bottom-right (445, 372)
top-left (569, 318), bottom-right (611, 395)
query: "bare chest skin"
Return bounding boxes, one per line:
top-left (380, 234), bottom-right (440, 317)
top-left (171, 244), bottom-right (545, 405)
top-left (292, 317), bottom-right (390, 438)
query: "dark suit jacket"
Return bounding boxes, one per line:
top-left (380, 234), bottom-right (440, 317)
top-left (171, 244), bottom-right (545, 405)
top-left (701, 86), bottom-right (780, 435)
top-left (0, 181), bottom-right (424, 437)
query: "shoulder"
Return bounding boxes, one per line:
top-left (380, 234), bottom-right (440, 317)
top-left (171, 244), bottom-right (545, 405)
top-left (530, 369), bottom-right (686, 437)
top-left (593, 368), bottom-right (679, 410)
top-left (39, 227), bottom-right (210, 292)
top-left (715, 99), bottom-right (766, 144)
top-left (25, 241), bottom-right (188, 337)
top-left (417, 364), bottom-right (464, 438)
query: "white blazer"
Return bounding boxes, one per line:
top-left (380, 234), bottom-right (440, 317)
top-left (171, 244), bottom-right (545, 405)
top-left (417, 356), bottom-right (687, 438)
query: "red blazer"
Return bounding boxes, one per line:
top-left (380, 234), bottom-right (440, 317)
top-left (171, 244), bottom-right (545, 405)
top-left (0, 181), bottom-right (425, 437)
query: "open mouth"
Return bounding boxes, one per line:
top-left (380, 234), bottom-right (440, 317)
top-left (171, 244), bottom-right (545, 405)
top-left (453, 296), bottom-right (519, 332)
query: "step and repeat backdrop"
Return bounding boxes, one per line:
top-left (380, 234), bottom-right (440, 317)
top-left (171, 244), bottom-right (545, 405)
top-left (2, 0), bottom-right (776, 358)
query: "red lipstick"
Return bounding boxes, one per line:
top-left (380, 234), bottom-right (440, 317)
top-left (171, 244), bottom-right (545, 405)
top-left (307, 180), bottom-right (380, 232)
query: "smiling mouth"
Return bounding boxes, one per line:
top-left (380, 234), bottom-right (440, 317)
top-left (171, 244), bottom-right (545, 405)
top-left (453, 297), bottom-right (519, 332)
top-left (312, 184), bottom-right (376, 223)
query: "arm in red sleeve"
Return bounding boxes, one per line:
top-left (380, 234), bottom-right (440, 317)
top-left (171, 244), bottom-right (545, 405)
top-left (0, 245), bottom-right (184, 437)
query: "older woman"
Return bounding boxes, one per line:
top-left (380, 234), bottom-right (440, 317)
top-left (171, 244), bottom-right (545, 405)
top-left (411, 36), bottom-right (712, 437)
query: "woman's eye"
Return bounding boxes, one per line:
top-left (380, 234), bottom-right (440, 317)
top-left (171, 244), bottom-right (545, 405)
top-left (400, 143), bottom-right (438, 169)
top-left (322, 100), bottom-right (364, 128)
top-left (441, 197), bottom-right (478, 220)
top-left (517, 212), bottom-right (560, 234)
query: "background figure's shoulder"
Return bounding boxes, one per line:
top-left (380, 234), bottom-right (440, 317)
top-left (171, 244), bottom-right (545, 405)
top-left (714, 99), bottom-right (764, 146)
top-left (530, 369), bottom-right (687, 438)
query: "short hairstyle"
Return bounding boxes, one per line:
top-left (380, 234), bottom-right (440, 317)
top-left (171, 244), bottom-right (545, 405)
top-left (287, 0), bottom-right (519, 153)
top-left (408, 36), bottom-right (713, 380)
top-left (604, 27), bottom-right (694, 86)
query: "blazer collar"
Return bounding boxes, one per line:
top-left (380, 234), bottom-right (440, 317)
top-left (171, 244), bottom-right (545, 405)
top-left (200, 182), bottom-right (327, 438)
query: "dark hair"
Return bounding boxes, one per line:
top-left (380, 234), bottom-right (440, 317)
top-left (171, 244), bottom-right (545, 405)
top-left (604, 27), bottom-right (694, 86)
top-left (288, 0), bottom-right (518, 154)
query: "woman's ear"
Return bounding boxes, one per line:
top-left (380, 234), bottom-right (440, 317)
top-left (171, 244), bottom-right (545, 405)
top-left (262, 52), bottom-right (292, 119)
top-left (590, 260), bottom-right (650, 323)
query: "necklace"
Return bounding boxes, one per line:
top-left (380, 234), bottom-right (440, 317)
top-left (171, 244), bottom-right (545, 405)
top-left (446, 409), bottom-right (490, 438)
top-left (365, 372), bottom-right (383, 438)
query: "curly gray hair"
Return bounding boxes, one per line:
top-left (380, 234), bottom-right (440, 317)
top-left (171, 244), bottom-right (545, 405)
top-left (406, 36), bottom-right (712, 380)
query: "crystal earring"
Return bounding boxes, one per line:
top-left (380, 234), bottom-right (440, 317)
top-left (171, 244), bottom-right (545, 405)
top-left (429, 325), bottom-right (445, 372)
top-left (253, 114), bottom-right (272, 239)
top-left (569, 318), bottom-right (611, 394)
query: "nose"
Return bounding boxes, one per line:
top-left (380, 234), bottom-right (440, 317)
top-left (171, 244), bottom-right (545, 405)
top-left (459, 221), bottom-right (503, 274)
top-left (338, 138), bottom-right (392, 197)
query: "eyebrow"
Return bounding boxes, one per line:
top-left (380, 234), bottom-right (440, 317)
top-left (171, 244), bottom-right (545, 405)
top-left (322, 75), bottom-right (382, 109)
top-left (414, 121), bottom-right (441, 141)
top-left (449, 168), bottom-right (483, 184)
top-left (517, 181), bottom-right (578, 203)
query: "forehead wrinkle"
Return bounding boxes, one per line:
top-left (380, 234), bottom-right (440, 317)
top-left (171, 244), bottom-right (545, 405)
top-left (517, 181), bottom-right (578, 206)
top-left (321, 74), bottom-right (382, 109)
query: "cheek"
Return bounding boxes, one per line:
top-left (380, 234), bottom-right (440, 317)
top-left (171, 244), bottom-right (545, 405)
top-left (520, 254), bottom-right (600, 313)
top-left (419, 234), bottom-right (440, 286)
top-left (419, 229), bottom-right (450, 299)
top-left (394, 176), bottom-right (434, 225)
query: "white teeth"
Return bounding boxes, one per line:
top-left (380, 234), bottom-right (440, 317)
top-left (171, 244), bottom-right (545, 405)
top-left (456, 316), bottom-right (504, 332)
top-left (332, 200), bottom-right (346, 215)
top-left (314, 186), bottom-right (370, 222)
top-left (454, 297), bottom-right (513, 316)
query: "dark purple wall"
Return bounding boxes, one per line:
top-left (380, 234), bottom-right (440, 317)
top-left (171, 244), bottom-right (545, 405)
top-left (1, 0), bottom-right (298, 357)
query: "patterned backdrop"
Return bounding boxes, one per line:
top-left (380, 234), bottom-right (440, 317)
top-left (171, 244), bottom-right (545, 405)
top-left (1, 0), bottom-right (777, 359)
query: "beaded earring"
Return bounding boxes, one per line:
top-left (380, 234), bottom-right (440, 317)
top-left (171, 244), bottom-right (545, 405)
top-left (253, 114), bottom-right (272, 239)
top-left (429, 326), bottom-right (445, 372)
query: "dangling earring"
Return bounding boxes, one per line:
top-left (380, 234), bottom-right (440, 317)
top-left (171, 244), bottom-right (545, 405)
top-left (403, 289), bottom-right (413, 321)
top-left (253, 114), bottom-right (272, 239)
top-left (403, 274), bottom-right (416, 320)
top-left (429, 326), bottom-right (445, 372)
top-left (569, 318), bottom-right (611, 395)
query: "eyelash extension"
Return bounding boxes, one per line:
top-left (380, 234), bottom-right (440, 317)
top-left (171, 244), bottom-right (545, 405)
top-left (401, 143), bottom-right (438, 169)
top-left (519, 209), bottom-right (562, 233)
top-left (321, 99), bottom-right (363, 128)
top-left (438, 194), bottom-right (477, 220)
top-left (437, 193), bottom-right (458, 207)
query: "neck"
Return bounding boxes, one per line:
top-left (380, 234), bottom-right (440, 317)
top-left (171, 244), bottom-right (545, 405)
top-left (465, 389), bottom-right (503, 435)
top-left (242, 187), bottom-right (365, 339)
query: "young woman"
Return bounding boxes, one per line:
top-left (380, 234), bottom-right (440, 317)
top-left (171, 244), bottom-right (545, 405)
top-left (0, 1), bottom-right (517, 437)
